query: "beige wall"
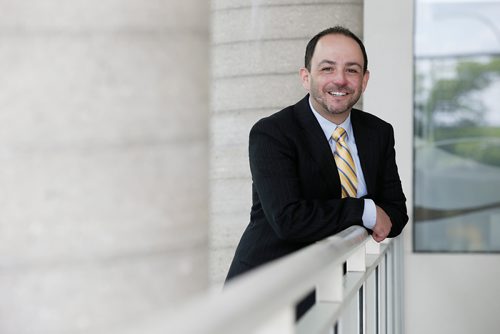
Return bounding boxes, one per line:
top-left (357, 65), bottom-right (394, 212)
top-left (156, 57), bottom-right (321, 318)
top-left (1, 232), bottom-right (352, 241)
top-left (0, 1), bottom-right (209, 333)
top-left (363, 0), bottom-right (414, 330)
top-left (210, 0), bottom-right (365, 286)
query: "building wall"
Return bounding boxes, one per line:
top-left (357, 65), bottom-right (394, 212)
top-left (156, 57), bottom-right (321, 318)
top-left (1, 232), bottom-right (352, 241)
top-left (0, 1), bottom-right (209, 333)
top-left (210, 0), bottom-right (364, 286)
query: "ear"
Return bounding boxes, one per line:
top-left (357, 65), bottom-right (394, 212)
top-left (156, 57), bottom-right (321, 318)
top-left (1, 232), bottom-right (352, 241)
top-left (299, 67), bottom-right (311, 91)
top-left (361, 69), bottom-right (370, 93)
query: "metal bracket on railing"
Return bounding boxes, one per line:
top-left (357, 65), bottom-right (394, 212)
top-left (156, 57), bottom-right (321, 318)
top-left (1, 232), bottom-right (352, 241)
top-left (316, 264), bottom-right (344, 302)
top-left (347, 240), bottom-right (368, 272)
top-left (366, 237), bottom-right (382, 254)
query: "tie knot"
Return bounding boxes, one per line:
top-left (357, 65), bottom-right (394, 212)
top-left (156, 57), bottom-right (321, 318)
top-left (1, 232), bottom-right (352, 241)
top-left (332, 127), bottom-right (347, 142)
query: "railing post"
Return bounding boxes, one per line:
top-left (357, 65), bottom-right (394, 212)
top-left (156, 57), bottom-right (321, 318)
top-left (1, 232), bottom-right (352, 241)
top-left (340, 241), bottom-right (368, 334)
top-left (365, 238), bottom-right (381, 334)
top-left (394, 237), bottom-right (405, 334)
top-left (386, 243), bottom-right (395, 334)
top-left (340, 295), bottom-right (360, 334)
top-left (365, 268), bottom-right (377, 334)
top-left (379, 254), bottom-right (387, 334)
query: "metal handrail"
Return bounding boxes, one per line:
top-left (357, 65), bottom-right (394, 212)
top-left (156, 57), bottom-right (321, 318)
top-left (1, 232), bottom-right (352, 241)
top-left (112, 226), bottom-right (399, 334)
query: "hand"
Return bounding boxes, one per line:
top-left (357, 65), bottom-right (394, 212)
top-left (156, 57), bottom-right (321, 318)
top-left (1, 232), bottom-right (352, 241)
top-left (372, 206), bottom-right (392, 243)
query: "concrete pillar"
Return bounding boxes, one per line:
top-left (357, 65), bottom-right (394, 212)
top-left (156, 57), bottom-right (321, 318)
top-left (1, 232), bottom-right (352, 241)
top-left (0, 1), bottom-right (209, 333)
top-left (210, 0), bottom-right (364, 285)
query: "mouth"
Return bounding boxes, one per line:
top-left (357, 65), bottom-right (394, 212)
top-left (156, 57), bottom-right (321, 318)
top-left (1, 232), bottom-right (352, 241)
top-left (328, 91), bottom-right (348, 97)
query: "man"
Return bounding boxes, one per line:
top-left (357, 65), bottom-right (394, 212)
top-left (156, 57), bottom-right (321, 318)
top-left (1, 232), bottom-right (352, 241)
top-left (225, 26), bottom-right (408, 313)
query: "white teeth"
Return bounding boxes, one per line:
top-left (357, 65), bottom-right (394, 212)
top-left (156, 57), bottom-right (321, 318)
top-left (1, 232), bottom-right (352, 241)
top-left (330, 91), bottom-right (347, 96)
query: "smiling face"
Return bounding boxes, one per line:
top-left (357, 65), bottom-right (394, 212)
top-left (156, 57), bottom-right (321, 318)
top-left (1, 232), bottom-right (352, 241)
top-left (300, 33), bottom-right (370, 124)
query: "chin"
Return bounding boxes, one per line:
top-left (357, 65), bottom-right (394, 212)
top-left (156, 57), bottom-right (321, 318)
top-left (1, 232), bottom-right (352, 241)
top-left (328, 108), bottom-right (350, 115)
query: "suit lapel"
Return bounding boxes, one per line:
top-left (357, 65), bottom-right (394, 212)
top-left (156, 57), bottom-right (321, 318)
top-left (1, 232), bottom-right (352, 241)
top-left (293, 96), bottom-right (342, 196)
top-left (351, 109), bottom-right (376, 195)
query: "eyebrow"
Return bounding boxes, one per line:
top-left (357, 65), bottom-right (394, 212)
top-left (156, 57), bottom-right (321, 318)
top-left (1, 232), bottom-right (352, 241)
top-left (317, 60), bottom-right (335, 67)
top-left (317, 60), bottom-right (363, 69)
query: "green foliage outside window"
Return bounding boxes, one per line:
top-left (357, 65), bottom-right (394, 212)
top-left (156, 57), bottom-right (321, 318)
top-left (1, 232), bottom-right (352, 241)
top-left (415, 56), bottom-right (500, 167)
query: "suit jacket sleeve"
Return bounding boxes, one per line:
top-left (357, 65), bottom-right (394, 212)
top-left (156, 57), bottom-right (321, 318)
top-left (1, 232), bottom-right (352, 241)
top-left (372, 124), bottom-right (408, 237)
top-left (249, 116), bottom-right (365, 244)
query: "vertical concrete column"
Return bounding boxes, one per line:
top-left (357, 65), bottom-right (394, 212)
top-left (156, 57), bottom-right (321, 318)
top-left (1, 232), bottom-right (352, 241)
top-left (210, 0), bottom-right (363, 285)
top-left (0, 1), bottom-right (209, 333)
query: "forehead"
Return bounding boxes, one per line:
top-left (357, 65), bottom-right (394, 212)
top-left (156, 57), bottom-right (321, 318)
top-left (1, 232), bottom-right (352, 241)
top-left (312, 34), bottom-right (364, 65)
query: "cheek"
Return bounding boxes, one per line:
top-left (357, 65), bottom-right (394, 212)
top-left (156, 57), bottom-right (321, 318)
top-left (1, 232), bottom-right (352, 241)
top-left (312, 77), bottom-right (328, 90)
top-left (349, 78), bottom-right (364, 90)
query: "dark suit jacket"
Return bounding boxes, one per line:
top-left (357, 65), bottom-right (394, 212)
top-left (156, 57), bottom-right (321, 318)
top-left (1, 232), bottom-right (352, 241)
top-left (226, 95), bottom-right (408, 280)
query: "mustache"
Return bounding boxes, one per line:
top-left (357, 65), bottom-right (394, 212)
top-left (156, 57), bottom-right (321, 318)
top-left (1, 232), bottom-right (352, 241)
top-left (326, 85), bottom-right (354, 94)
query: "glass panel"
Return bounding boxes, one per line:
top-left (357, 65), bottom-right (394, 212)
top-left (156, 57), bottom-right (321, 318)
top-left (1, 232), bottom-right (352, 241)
top-left (414, 0), bottom-right (500, 252)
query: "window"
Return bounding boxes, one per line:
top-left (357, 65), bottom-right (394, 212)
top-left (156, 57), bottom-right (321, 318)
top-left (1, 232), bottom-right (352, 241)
top-left (414, 0), bottom-right (500, 252)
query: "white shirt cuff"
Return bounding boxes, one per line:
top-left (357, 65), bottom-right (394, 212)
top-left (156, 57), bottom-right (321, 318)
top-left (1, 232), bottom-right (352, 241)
top-left (362, 199), bottom-right (376, 230)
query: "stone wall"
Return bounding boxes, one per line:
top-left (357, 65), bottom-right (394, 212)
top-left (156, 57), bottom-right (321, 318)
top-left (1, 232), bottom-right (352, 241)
top-left (210, 0), bottom-right (364, 286)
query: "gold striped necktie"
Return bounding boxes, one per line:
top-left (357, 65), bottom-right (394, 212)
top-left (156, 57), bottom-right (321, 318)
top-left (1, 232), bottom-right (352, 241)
top-left (332, 127), bottom-right (358, 198)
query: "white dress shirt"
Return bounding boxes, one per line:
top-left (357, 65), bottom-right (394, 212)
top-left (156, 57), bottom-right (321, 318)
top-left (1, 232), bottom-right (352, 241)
top-left (309, 99), bottom-right (376, 230)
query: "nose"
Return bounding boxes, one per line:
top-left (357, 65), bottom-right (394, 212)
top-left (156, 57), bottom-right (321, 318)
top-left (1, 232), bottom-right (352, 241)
top-left (332, 70), bottom-right (347, 86)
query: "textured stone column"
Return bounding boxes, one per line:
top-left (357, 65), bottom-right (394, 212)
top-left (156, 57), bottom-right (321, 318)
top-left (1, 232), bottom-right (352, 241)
top-left (0, 1), bottom-right (209, 333)
top-left (210, 0), bottom-right (363, 285)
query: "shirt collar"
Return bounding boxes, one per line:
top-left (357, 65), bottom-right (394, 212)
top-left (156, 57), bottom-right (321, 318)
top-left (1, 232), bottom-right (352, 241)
top-left (308, 97), bottom-right (353, 141)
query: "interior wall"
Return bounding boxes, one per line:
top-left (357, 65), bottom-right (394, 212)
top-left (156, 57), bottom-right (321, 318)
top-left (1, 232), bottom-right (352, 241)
top-left (209, 0), bottom-right (364, 287)
top-left (0, 2), bottom-right (209, 333)
top-left (364, 1), bottom-right (500, 333)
